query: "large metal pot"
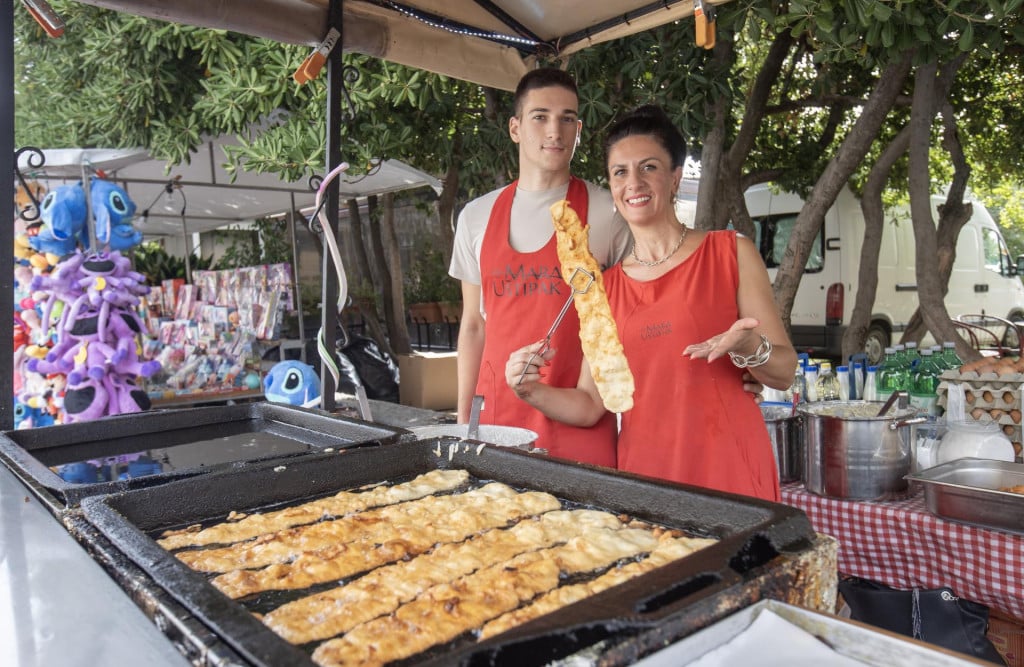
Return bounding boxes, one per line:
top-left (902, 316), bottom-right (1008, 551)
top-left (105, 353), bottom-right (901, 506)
top-left (760, 403), bottom-right (803, 483)
top-left (798, 401), bottom-right (926, 500)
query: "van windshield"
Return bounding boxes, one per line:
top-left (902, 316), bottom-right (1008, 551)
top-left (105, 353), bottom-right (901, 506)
top-left (749, 214), bottom-right (824, 272)
top-left (982, 226), bottom-right (1012, 276)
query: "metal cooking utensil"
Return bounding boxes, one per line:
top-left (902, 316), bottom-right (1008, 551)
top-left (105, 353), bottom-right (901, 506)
top-left (355, 385), bottom-right (373, 422)
top-left (516, 267), bottom-right (595, 386)
top-left (467, 395), bottom-right (483, 440)
top-left (875, 389), bottom-right (907, 417)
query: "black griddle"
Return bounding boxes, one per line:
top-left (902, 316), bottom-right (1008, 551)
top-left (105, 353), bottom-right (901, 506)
top-left (0, 402), bottom-right (405, 511)
top-left (79, 438), bottom-right (816, 666)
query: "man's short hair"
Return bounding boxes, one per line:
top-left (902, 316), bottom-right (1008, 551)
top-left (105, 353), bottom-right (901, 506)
top-left (512, 68), bottom-right (578, 117)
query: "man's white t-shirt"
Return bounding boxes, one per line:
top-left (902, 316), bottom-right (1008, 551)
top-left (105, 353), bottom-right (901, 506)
top-left (449, 180), bottom-right (631, 316)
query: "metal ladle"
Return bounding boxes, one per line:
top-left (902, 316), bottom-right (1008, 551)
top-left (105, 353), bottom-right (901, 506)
top-left (515, 267), bottom-right (594, 386)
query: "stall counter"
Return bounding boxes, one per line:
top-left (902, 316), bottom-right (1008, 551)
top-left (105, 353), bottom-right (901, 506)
top-left (0, 463), bottom-right (188, 667)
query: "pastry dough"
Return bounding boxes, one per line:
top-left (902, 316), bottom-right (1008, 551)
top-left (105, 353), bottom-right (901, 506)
top-left (262, 509), bottom-right (624, 644)
top-left (157, 469), bottom-right (469, 550)
top-left (160, 470), bottom-right (719, 662)
top-left (311, 528), bottom-right (661, 667)
top-left (208, 486), bottom-right (562, 599)
top-left (551, 200), bottom-right (634, 413)
top-left (479, 533), bottom-right (716, 639)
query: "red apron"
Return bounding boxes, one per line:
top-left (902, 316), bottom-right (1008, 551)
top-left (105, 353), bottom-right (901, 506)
top-left (475, 177), bottom-right (617, 466)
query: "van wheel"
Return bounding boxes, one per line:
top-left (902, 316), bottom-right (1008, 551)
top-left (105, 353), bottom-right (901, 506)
top-left (864, 324), bottom-right (889, 365)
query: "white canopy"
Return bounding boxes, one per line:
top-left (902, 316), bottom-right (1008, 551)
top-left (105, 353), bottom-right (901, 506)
top-left (70, 0), bottom-right (723, 91)
top-left (17, 136), bottom-right (443, 237)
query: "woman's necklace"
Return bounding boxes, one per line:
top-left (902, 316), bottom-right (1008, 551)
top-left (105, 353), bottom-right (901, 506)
top-left (631, 225), bottom-right (688, 267)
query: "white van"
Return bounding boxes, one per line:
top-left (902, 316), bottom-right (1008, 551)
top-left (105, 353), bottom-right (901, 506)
top-left (740, 184), bottom-right (1024, 364)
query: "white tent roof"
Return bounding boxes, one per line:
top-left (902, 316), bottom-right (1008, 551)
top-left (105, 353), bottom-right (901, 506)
top-left (16, 136), bottom-right (443, 237)
top-left (71, 0), bottom-right (722, 91)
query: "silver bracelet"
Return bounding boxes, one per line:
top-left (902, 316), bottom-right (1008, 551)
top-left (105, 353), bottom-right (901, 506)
top-left (728, 334), bottom-right (772, 368)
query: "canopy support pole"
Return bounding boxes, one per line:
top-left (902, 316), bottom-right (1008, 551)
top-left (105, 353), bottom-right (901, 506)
top-left (2, 0), bottom-right (16, 430)
top-left (319, 0), bottom-right (344, 412)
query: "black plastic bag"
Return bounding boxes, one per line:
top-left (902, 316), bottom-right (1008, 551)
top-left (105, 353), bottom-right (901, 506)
top-left (839, 576), bottom-right (1005, 664)
top-left (334, 335), bottom-right (400, 403)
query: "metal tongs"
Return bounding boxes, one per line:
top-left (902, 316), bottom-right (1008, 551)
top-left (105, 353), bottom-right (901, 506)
top-left (516, 267), bottom-right (595, 385)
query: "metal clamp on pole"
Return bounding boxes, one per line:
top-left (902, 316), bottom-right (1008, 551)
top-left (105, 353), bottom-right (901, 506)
top-left (20, 0), bottom-right (65, 38)
top-left (293, 27), bottom-right (341, 84)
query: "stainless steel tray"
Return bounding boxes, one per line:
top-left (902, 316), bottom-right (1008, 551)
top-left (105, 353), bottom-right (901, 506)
top-left (633, 599), bottom-right (986, 666)
top-left (905, 458), bottom-right (1024, 535)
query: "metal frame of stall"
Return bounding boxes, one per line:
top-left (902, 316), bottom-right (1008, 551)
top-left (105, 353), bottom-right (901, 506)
top-left (3, 0), bottom-right (15, 431)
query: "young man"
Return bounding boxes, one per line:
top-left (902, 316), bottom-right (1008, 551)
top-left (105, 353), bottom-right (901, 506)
top-left (448, 68), bottom-right (632, 466)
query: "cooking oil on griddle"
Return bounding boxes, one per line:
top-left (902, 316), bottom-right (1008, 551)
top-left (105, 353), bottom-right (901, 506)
top-left (55, 432), bottom-right (312, 483)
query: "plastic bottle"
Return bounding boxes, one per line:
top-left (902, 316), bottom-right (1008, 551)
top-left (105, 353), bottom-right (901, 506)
top-left (909, 348), bottom-right (943, 417)
top-left (878, 346), bottom-right (909, 395)
top-left (815, 361), bottom-right (840, 401)
top-left (805, 364), bottom-right (820, 402)
top-left (940, 340), bottom-right (963, 371)
top-left (864, 365), bottom-right (879, 402)
top-left (904, 341), bottom-right (920, 370)
top-left (836, 365), bottom-right (851, 400)
top-left (785, 362), bottom-right (807, 405)
top-left (851, 362), bottom-right (865, 400)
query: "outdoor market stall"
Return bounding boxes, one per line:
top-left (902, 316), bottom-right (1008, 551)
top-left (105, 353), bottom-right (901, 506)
top-left (4, 3), bottom-right (1023, 667)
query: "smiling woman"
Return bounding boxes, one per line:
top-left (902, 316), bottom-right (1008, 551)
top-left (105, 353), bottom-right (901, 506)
top-left (506, 104), bottom-right (796, 502)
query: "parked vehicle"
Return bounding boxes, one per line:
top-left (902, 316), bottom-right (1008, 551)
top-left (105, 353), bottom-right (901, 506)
top-left (742, 184), bottom-right (1024, 364)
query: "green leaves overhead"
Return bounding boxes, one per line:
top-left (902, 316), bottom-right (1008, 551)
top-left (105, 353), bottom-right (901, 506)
top-left (13, 0), bottom-right (1024, 221)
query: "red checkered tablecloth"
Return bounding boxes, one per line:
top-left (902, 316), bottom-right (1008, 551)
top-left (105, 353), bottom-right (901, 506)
top-left (781, 482), bottom-right (1024, 622)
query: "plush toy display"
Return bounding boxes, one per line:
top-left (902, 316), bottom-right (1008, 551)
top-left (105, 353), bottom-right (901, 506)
top-left (15, 176), bottom-right (155, 425)
top-left (264, 360), bottom-right (321, 406)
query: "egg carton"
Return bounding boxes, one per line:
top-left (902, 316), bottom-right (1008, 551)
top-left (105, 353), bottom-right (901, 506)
top-left (937, 380), bottom-right (1021, 419)
top-left (940, 368), bottom-right (1024, 386)
top-left (938, 379), bottom-right (1023, 463)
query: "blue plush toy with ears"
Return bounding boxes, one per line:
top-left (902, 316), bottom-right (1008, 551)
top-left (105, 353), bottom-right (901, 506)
top-left (32, 183), bottom-right (88, 256)
top-left (91, 180), bottom-right (142, 250)
top-left (264, 361), bottom-right (321, 407)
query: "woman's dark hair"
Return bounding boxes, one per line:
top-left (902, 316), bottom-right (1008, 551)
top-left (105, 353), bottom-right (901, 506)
top-left (512, 68), bottom-right (578, 117)
top-left (603, 105), bottom-right (687, 169)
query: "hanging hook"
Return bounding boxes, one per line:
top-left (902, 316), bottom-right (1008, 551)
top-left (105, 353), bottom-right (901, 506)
top-left (14, 146), bottom-right (45, 222)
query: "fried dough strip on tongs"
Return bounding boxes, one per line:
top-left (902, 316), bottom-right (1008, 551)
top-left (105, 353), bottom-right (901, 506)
top-left (515, 266), bottom-right (594, 386)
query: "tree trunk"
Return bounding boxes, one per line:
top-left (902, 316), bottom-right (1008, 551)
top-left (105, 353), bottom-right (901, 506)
top-left (364, 195), bottom-right (397, 358)
top-left (379, 191), bottom-right (411, 354)
top-left (706, 32), bottom-right (790, 232)
top-left (437, 134), bottom-right (461, 268)
top-left (901, 54), bottom-right (973, 355)
top-left (843, 125), bottom-right (910, 361)
top-left (695, 39), bottom-right (735, 230)
top-left (773, 53), bottom-right (914, 332)
top-left (347, 197), bottom-right (390, 353)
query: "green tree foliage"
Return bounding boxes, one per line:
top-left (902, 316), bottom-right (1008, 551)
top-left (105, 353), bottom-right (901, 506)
top-left (131, 242), bottom-right (215, 283)
top-left (14, 0), bottom-right (1024, 355)
top-left (211, 217), bottom-right (292, 269)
